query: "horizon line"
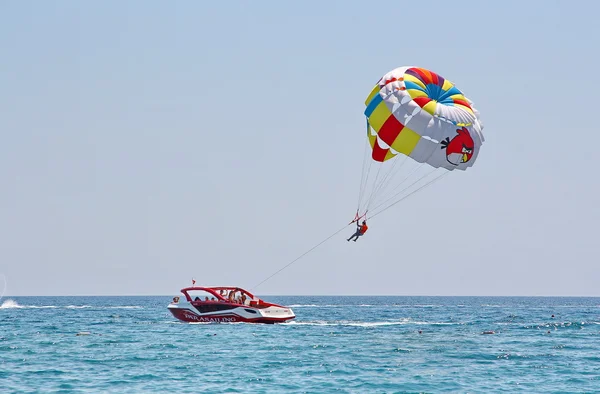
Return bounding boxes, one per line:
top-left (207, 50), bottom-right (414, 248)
top-left (3, 294), bottom-right (600, 298)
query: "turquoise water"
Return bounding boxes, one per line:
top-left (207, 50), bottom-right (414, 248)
top-left (1, 296), bottom-right (599, 393)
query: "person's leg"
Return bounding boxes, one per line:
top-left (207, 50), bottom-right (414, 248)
top-left (348, 230), bottom-right (359, 241)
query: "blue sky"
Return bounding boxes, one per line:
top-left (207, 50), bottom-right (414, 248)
top-left (1, 1), bottom-right (599, 296)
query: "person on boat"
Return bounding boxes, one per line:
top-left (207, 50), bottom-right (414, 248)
top-left (347, 220), bottom-right (368, 242)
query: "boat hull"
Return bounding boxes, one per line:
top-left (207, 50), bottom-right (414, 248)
top-left (168, 303), bottom-right (295, 324)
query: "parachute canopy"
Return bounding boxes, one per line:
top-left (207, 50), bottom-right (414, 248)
top-left (364, 66), bottom-right (484, 170)
top-left (355, 66), bottom-right (485, 221)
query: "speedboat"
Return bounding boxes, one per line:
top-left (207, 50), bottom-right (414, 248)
top-left (167, 286), bottom-right (295, 324)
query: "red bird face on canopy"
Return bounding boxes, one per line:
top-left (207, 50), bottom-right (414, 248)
top-left (440, 127), bottom-right (474, 166)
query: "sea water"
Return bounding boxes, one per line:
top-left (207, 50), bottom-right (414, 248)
top-left (1, 296), bottom-right (599, 393)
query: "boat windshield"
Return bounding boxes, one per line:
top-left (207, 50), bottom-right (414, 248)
top-left (186, 289), bottom-right (220, 302)
top-left (182, 287), bottom-right (257, 306)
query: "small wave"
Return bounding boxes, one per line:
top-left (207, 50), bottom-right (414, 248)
top-left (288, 304), bottom-right (374, 308)
top-left (0, 301), bottom-right (142, 310)
top-left (288, 304), bottom-right (319, 307)
top-left (287, 304), bottom-right (444, 308)
top-left (284, 319), bottom-right (459, 327)
top-left (287, 304), bottom-right (349, 308)
top-left (552, 305), bottom-right (600, 308)
top-left (0, 300), bottom-right (58, 309)
top-left (60, 305), bottom-right (143, 310)
top-left (521, 321), bottom-right (595, 330)
top-left (28, 306), bottom-right (58, 309)
top-left (346, 321), bottom-right (413, 327)
top-left (283, 321), bottom-right (376, 327)
top-left (105, 306), bottom-right (143, 309)
top-left (63, 305), bottom-right (143, 310)
top-left (285, 321), bottom-right (401, 327)
top-left (0, 299), bottom-right (21, 309)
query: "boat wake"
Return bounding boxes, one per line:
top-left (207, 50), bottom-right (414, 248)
top-left (0, 300), bottom-right (143, 310)
top-left (286, 304), bottom-right (447, 308)
top-left (283, 319), bottom-right (459, 327)
top-left (0, 299), bottom-right (23, 309)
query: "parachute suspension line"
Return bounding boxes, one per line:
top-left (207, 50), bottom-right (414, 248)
top-left (369, 170), bottom-right (451, 219)
top-left (357, 158), bottom-right (373, 216)
top-left (366, 165), bottom-right (391, 213)
top-left (250, 224), bottom-right (351, 291)
top-left (387, 163), bottom-right (426, 195)
top-left (367, 154), bottom-right (409, 209)
top-left (356, 120), bottom-right (372, 212)
top-left (368, 162), bottom-right (425, 211)
top-left (363, 163), bottom-right (383, 212)
top-left (369, 166), bottom-right (439, 215)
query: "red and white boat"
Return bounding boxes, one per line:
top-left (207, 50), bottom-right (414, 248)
top-left (167, 286), bottom-right (295, 324)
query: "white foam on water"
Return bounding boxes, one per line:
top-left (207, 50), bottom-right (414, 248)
top-left (287, 304), bottom-right (319, 307)
top-left (283, 318), bottom-right (459, 327)
top-left (0, 299), bottom-right (21, 309)
top-left (0, 301), bottom-right (143, 310)
top-left (286, 304), bottom-right (442, 308)
top-left (105, 306), bottom-right (143, 309)
top-left (0, 300), bottom-right (58, 309)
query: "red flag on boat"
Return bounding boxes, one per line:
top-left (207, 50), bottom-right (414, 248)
top-left (192, 279), bottom-right (196, 286)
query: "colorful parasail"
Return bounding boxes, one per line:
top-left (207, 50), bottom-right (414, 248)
top-left (364, 66), bottom-right (484, 170)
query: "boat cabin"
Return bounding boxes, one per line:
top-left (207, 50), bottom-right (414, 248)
top-left (179, 286), bottom-right (266, 307)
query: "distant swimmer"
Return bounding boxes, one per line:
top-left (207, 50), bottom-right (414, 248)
top-left (347, 220), bottom-right (368, 242)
